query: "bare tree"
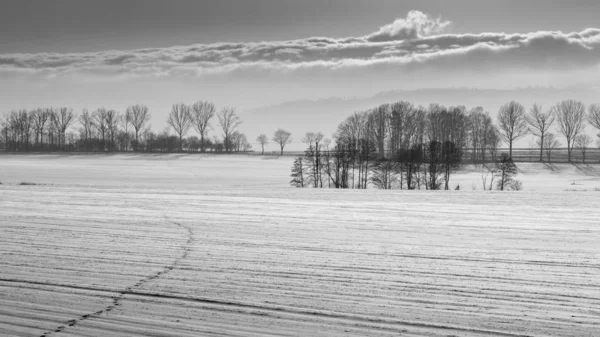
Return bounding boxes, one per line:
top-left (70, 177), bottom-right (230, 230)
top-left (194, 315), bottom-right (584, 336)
top-left (93, 108), bottom-right (109, 151)
top-left (191, 101), bottom-right (216, 152)
top-left (79, 109), bottom-right (95, 151)
top-left (468, 107), bottom-right (485, 161)
top-left (0, 113), bottom-right (10, 151)
top-left (554, 99), bottom-right (586, 162)
top-left (229, 131), bottom-right (251, 151)
top-left (256, 134), bottom-right (268, 154)
top-left (18, 110), bottom-right (33, 149)
top-left (119, 112), bottom-right (132, 151)
top-left (217, 107), bottom-right (242, 152)
top-left (543, 133), bottom-right (560, 163)
top-left (370, 104), bottom-right (389, 158)
top-left (575, 134), bottom-right (592, 163)
top-left (495, 153), bottom-right (520, 191)
top-left (302, 131), bottom-right (325, 188)
top-left (480, 164), bottom-right (497, 191)
top-left (167, 103), bottom-right (192, 151)
top-left (104, 110), bottom-right (120, 151)
top-left (126, 104), bottom-right (150, 151)
top-left (32, 108), bottom-right (51, 147)
top-left (526, 104), bottom-right (555, 162)
top-left (497, 101), bottom-right (528, 158)
top-left (273, 129), bottom-right (292, 155)
top-left (51, 107), bottom-right (76, 150)
top-left (588, 104), bottom-right (600, 143)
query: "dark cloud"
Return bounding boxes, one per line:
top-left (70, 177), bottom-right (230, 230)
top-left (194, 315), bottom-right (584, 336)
top-left (1, 11), bottom-right (600, 80)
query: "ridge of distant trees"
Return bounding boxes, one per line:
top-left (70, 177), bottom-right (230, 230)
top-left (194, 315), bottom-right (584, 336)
top-left (1, 103), bottom-right (251, 153)
top-left (2, 98), bottom-right (600, 164)
top-left (290, 99), bottom-right (600, 190)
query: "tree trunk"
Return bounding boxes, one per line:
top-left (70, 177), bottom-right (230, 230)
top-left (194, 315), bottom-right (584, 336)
top-left (539, 134), bottom-right (544, 162)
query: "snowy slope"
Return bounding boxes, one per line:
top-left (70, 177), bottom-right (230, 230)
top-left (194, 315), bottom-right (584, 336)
top-left (0, 155), bottom-right (599, 336)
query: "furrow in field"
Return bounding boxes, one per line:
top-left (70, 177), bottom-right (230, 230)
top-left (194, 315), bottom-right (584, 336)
top-left (1, 160), bottom-right (599, 337)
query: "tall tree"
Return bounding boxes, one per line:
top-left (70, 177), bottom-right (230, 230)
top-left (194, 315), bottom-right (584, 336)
top-left (526, 104), bottom-right (555, 162)
top-left (230, 131), bottom-right (251, 151)
top-left (126, 104), bottom-right (150, 151)
top-left (18, 110), bottom-right (33, 149)
top-left (256, 134), bottom-right (268, 154)
top-left (93, 108), bottom-right (109, 151)
top-left (542, 133), bottom-right (560, 163)
top-left (0, 113), bottom-right (10, 151)
top-left (217, 107), bottom-right (242, 152)
top-left (273, 129), bottom-right (292, 155)
top-left (79, 109), bottom-right (94, 151)
top-left (575, 134), bottom-right (592, 163)
top-left (51, 107), bottom-right (76, 150)
top-left (119, 111), bottom-right (132, 151)
top-left (468, 107), bottom-right (485, 161)
top-left (192, 101), bottom-right (216, 152)
top-left (554, 99), bottom-right (586, 162)
top-left (167, 103), bottom-right (192, 151)
top-left (588, 103), bottom-right (600, 142)
top-left (370, 104), bottom-right (390, 158)
top-left (104, 110), bottom-right (120, 151)
top-left (32, 108), bottom-right (50, 147)
top-left (497, 101), bottom-right (528, 158)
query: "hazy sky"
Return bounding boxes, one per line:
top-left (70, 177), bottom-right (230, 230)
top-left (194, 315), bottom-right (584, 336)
top-left (2, 0), bottom-right (600, 136)
top-left (3, 0), bottom-right (600, 53)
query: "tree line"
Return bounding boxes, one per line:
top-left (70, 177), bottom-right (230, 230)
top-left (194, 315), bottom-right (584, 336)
top-left (0, 102), bottom-right (254, 153)
top-left (290, 99), bottom-right (600, 190)
top-left (2, 98), bottom-right (599, 165)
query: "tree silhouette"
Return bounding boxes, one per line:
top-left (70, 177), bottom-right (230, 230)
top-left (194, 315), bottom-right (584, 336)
top-left (273, 129), bottom-right (292, 156)
top-left (191, 101), bottom-right (216, 152)
top-left (256, 134), bottom-right (268, 154)
top-left (554, 99), bottom-right (586, 162)
top-left (495, 153), bottom-right (519, 191)
top-left (126, 104), bottom-right (150, 152)
top-left (167, 103), bottom-right (192, 151)
top-left (497, 101), bottom-right (528, 158)
top-left (217, 107), bottom-right (242, 152)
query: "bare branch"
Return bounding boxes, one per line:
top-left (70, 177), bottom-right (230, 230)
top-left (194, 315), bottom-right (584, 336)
top-left (217, 107), bottom-right (242, 152)
top-left (553, 99), bottom-right (586, 162)
top-left (167, 103), bottom-right (192, 151)
top-left (497, 101), bottom-right (528, 157)
top-left (273, 129), bottom-right (292, 155)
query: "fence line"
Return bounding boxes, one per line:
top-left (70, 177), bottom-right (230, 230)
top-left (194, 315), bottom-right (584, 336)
top-left (2, 147), bottom-right (599, 164)
top-left (251, 148), bottom-right (600, 164)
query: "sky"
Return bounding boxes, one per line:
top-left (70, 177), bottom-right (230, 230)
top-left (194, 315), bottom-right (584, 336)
top-left (2, 0), bottom-right (600, 142)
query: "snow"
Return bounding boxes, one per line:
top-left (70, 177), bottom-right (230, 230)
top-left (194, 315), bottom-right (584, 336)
top-left (1, 154), bottom-right (599, 336)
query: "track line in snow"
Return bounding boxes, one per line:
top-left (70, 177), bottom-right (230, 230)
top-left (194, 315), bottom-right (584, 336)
top-left (38, 220), bottom-right (193, 337)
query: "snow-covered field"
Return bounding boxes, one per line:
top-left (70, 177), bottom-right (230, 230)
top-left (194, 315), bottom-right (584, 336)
top-left (1, 154), bottom-right (599, 336)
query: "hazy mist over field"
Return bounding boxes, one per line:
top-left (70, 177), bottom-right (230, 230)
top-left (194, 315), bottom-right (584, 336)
top-left (2, 0), bottom-right (600, 145)
top-left (2, 2), bottom-right (600, 336)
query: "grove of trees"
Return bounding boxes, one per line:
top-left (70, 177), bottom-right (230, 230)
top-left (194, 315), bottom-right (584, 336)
top-left (289, 98), bottom-right (600, 190)
top-left (2, 98), bottom-right (600, 173)
top-left (1, 103), bottom-right (251, 153)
